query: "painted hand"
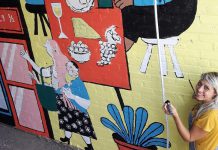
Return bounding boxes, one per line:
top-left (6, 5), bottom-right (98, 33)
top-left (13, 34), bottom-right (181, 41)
top-left (62, 88), bottom-right (74, 99)
top-left (114, 0), bottom-right (133, 9)
top-left (20, 49), bottom-right (30, 60)
top-left (63, 94), bottom-right (76, 109)
top-left (28, 71), bottom-right (39, 83)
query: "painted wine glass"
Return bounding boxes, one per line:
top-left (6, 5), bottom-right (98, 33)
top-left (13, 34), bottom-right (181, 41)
top-left (51, 3), bottom-right (68, 39)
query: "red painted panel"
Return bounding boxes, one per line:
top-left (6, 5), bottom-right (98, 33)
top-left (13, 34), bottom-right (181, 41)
top-left (0, 7), bottom-right (24, 34)
top-left (0, 42), bottom-right (32, 84)
top-left (0, 38), bottom-right (49, 137)
top-left (45, 0), bottom-right (130, 89)
top-left (9, 86), bottom-right (44, 132)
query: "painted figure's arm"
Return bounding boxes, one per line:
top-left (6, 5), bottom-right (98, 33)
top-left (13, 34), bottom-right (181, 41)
top-left (28, 71), bottom-right (40, 83)
top-left (62, 88), bottom-right (90, 109)
top-left (20, 49), bottom-right (51, 77)
top-left (114, 0), bottom-right (133, 9)
top-left (62, 94), bottom-right (77, 109)
top-left (133, 0), bottom-right (172, 6)
top-left (163, 103), bottom-right (208, 142)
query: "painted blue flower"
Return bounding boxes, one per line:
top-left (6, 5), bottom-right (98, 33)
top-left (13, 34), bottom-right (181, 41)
top-left (101, 104), bottom-right (171, 149)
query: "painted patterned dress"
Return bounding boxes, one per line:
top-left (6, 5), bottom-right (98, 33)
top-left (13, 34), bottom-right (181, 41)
top-left (56, 77), bottom-right (97, 139)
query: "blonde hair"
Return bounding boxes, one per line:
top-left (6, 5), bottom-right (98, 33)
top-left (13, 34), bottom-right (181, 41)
top-left (200, 72), bottom-right (218, 100)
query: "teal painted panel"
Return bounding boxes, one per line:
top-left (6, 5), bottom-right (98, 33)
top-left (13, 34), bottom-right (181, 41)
top-left (98, 0), bottom-right (113, 8)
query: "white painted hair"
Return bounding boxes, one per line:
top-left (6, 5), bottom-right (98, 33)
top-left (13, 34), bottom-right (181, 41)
top-left (200, 72), bottom-right (218, 99)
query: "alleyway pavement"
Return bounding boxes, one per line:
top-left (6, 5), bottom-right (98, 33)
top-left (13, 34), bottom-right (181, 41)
top-left (0, 123), bottom-right (79, 150)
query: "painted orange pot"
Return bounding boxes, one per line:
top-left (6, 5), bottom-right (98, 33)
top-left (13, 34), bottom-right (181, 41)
top-left (112, 133), bottom-right (153, 150)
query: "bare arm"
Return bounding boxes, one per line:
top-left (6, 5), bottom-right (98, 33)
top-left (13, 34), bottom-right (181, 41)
top-left (163, 103), bottom-right (208, 142)
top-left (20, 49), bottom-right (51, 77)
top-left (62, 94), bottom-right (77, 109)
top-left (28, 71), bottom-right (40, 83)
top-left (62, 88), bottom-right (90, 109)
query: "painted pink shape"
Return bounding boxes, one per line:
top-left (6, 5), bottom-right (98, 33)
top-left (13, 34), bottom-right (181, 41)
top-left (48, 39), bottom-right (68, 88)
top-left (10, 86), bottom-right (44, 132)
top-left (0, 42), bottom-right (32, 84)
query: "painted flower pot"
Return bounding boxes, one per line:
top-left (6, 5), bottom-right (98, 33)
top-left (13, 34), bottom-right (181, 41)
top-left (112, 133), bottom-right (154, 150)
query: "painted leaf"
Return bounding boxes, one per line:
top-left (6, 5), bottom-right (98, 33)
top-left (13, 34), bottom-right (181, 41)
top-left (101, 117), bottom-right (126, 140)
top-left (142, 138), bottom-right (171, 148)
top-left (107, 104), bottom-right (129, 141)
top-left (138, 122), bottom-right (164, 145)
top-left (134, 107), bottom-right (148, 145)
top-left (123, 106), bottom-right (134, 144)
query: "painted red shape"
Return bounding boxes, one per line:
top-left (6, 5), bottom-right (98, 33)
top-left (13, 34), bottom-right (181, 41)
top-left (0, 7), bottom-right (23, 34)
top-left (45, 0), bottom-right (130, 89)
top-left (114, 137), bottom-right (151, 150)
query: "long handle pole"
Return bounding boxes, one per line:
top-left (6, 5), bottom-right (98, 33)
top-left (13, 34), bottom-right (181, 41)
top-left (153, 1), bottom-right (170, 149)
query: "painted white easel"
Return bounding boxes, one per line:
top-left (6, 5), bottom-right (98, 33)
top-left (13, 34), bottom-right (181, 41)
top-left (140, 36), bottom-right (184, 78)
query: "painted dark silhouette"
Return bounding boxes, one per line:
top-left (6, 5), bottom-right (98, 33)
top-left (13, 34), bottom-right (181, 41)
top-left (25, 0), bottom-right (50, 36)
top-left (115, 0), bottom-right (198, 51)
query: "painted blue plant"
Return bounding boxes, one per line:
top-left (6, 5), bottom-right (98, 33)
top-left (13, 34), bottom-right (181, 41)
top-left (101, 104), bottom-right (171, 149)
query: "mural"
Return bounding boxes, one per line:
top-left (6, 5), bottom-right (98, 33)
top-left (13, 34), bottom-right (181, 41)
top-left (0, 40), bottom-right (49, 135)
top-left (25, 0), bottom-right (50, 36)
top-left (21, 39), bottom-right (96, 149)
top-left (1, 0), bottom-right (218, 150)
top-left (66, 0), bottom-right (94, 13)
top-left (0, 74), bottom-right (12, 117)
top-left (117, 0), bottom-right (197, 78)
top-left (0, 0), bottom-right (50, 136)
top-left (45, 0), bottom-right (130, 89)
top-left (56, 61), bottom-right (96, 150)
top-left (101, 104), bottom-right (171, 150)
top-left (97, 25), bottom-right (121, 66)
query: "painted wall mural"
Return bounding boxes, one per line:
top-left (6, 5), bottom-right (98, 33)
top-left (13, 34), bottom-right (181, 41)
top-left (1, 0), bottom-right (218, 150)
top-left (120, 0), bottom-right (197, 78)
top-left (25, 0), bottom-right (50, 36)
top-left (45, 0), bottom-right (130, 89)
top-left (101, 104), bottom-right (170, 149)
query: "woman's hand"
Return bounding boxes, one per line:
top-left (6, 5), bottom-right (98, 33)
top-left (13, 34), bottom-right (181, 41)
top-left (114, 0), bottom-right (133, 9)
top-left (162, 101), bottom-right (178, 117)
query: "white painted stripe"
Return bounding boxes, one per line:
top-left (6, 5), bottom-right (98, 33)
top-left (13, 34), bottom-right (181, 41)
top-left (168, 45), bottom-right (184, 78)
top-left (10, 86), bottom-right (17, 100)
top-left (1, 43), bottom-right (9, 66)
top-left (7, 44), bottom-right (17, 80)
top-left (140, 44), bottom-right (152, 73)
top-left (15, 87), bottom-right (24, 119)
top-left (160, 44), bottom-right (167, 76)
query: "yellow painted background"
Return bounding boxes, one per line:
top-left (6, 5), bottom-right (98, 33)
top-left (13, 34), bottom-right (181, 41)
top-left (20, 0), bottom-right (218, 150)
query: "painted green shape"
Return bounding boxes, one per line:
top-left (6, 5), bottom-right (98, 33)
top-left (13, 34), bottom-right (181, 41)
top-left (98, 0), bottom-right (113, 8)
top-left (72, 18), bottom-right (101, 39)
top-left (36, 84), bottom-right (57, 111)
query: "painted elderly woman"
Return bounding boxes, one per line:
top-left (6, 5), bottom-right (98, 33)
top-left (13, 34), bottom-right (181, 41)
top-left (56, 61), bottom-right (96, 150)
top-left (20, 39), bottom-right (68, 89)
top-left (20, 40), bottom-right (96, 150)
